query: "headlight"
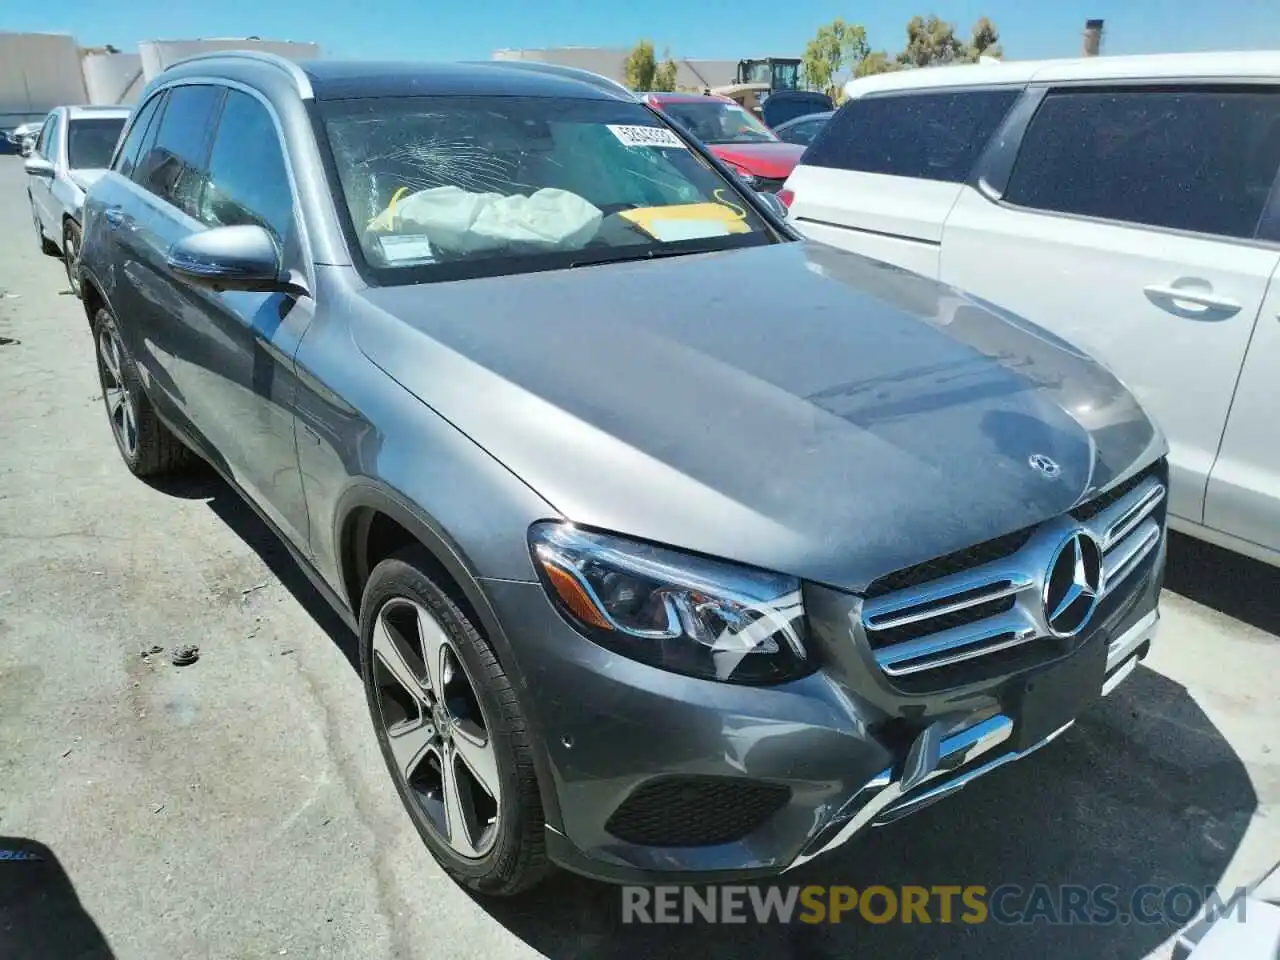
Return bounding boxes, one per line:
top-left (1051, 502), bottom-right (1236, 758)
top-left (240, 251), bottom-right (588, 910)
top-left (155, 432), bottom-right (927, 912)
top-left (529, 522), bottom-right (812, 684)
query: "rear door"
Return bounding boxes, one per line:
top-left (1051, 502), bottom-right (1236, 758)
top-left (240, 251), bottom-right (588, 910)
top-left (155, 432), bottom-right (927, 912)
top-left (92, 91), bottom-right (166, 361)
top-left (785, 86), bottom-right (1021, 278)
top-left (941, 84), bottom-right (1280, 525)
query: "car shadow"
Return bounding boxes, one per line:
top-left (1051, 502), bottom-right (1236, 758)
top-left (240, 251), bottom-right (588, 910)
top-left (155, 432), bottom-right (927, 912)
top-left (148, 462), bottom-right (359, 670)
top-left (0, 837), bottom-right (114, 959)
top-left (475, 667), bottom-right (1255, 960)
top-left (150, 467), bottom-right (1258, 958)
top-left (1164, 530), bottom-right (1280, 635)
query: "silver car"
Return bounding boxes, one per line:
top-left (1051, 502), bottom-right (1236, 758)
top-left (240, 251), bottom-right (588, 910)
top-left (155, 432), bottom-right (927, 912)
top-left (24, 105), bottom-right (131, 296)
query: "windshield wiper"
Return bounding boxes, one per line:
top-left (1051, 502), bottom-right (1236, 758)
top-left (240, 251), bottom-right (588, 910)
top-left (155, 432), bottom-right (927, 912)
top-left (568, 244), bottom-right (729, 269)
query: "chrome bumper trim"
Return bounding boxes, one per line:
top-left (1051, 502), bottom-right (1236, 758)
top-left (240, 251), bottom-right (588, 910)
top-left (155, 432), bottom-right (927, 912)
top-left (786, 713), bottom-right (1068, 871)
top-left (1103, 608), bottom-right (1158, 693)
top-left (787, 608), bottom-right (1160, 872)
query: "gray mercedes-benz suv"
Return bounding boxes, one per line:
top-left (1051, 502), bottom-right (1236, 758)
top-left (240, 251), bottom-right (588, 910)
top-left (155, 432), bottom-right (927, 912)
top-left (77, 52), bottom-right (1168, 895)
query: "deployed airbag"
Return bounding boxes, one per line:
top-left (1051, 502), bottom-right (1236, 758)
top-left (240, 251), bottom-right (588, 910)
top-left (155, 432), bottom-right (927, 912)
top-left (369, 186), bottom-right (603, 255)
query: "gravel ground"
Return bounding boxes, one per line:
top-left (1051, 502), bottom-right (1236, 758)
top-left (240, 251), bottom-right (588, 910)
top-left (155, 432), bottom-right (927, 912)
top-left (0, 155), bottom-right (1276, 960)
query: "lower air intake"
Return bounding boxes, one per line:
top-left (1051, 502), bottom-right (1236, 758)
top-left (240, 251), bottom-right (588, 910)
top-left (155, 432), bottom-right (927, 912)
top-left (605, 776), bottom-right (791, 847)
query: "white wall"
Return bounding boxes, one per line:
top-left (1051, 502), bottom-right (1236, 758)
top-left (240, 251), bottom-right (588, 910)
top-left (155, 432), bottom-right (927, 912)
top-left (82, 52), bottom-right (145, 105)
top-left (0, 32), bottom-right (88, 125)
top-left (138, 38), bottom-right (320, 81)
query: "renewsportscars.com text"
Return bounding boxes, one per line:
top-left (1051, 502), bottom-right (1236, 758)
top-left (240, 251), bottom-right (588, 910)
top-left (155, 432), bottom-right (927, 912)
top-left (621, 884), bottom-right (1248, 926)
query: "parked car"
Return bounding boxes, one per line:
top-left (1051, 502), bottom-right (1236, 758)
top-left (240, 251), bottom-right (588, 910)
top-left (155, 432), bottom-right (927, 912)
top-left (642, 91), bottom-right (804, 191)
top-left (24, 105), bottom-right (131, 296)
top-left (79, 52), bottom-right (1167, 896)
top-left (3, 120), bottom-right (44, 156)
top-left (784, 52), bottom-right (1280, 568)
top-left (772, 109), bottom-right (833, 146)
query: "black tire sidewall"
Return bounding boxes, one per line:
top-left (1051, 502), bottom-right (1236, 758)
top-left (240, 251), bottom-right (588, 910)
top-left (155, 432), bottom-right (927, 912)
top-left (358, 554), bottom-right (531, 886)
top-left (92, 308), bottom-right (145, 472)
top-left (63, 221), bottom-right (81, 296)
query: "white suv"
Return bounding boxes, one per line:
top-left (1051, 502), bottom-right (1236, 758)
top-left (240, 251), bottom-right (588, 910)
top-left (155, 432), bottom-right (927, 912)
top-left (783, 51), bottom-right (1280, 567)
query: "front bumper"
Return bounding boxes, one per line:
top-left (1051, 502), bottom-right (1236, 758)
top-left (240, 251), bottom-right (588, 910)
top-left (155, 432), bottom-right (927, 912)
top-left (479, 526), bottom-right (1164, 886)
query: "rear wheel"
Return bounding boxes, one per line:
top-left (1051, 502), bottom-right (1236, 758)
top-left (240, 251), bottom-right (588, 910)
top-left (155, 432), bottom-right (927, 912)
top-left (63, 221), bottom-right (82, 297)
top-left (92, 307), bottom-right (191, 477)
top-left (360, 549), bottom-right (551, 895)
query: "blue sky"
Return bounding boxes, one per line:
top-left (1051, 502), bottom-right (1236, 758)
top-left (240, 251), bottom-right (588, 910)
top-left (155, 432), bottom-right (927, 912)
top-left (7, 0), bottom-right (1280, 62)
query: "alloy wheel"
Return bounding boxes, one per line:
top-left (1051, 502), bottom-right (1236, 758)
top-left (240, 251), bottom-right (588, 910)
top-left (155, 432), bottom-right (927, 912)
top-left (371, 597), bottom-right (501, 859)
top-left (98, 327), bottom-right (138, 458)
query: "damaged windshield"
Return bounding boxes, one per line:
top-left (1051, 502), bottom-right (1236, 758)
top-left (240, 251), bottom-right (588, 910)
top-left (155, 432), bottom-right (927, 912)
top-left (318, 95), bottom-right (773, 282)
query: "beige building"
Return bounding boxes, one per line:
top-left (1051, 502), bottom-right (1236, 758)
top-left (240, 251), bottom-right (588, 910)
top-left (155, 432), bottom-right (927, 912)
top-left (492, 46), bottom-right (746, 91)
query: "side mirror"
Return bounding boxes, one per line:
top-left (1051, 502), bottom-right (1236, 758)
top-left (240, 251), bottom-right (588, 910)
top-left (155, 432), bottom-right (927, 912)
top-left (23, 155), bottom-right (53, 177)
top-left (756, 191), bottom-right (789, 220)
top-left (166, 225), bottom-right (285, 293)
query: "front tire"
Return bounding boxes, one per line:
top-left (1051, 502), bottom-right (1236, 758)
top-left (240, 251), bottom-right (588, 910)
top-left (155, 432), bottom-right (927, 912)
top-left (360, 548), bottom-right (551, 895)
top-left (92, 307), bottom-right (191, 477)
top-left (63, 220), bottom-right (82, 297)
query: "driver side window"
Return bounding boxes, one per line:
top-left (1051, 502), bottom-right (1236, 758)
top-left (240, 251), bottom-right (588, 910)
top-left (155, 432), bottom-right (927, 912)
top-left (35, 115), bottom-right (55, 158)
top-left (198, 89), bottom-right (295, 245)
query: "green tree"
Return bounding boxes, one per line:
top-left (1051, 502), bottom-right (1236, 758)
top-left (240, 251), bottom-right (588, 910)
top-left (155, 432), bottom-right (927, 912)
top-left (653, 49), bottom-right (679, 91)
top-left (964, 16), bottom-right (1002, 61)
top-left (623, 40), bottom-right (657, 91)
top-left (802, 18), bottom-right (870, 100)
top-left (855, 50), bottom-right (901, 78)
top-left (892, 15), bottom-right (1004, 68)
top-left (896, 14), bottom-right (967, 68)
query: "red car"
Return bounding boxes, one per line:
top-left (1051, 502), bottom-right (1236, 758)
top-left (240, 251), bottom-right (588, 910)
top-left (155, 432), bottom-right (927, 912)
top-left (641, 92), bottom-right (805, 193)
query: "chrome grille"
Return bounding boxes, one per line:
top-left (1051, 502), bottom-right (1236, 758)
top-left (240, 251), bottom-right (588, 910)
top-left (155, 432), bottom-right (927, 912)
top-left (862, 472), bottom-right (1165, 680)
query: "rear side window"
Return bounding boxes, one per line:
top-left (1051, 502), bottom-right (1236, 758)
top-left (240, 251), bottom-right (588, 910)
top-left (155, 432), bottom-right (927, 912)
top-left (199, 90), bottom-right (295, 243)
top-left (114, 94), bottom-right (164, 179)
top-left (1004, 88), bottom-right (1280, 240)
top-left (780, 117), bottom-right (826, 146)
top-left (804, 88), bottom-right (1020, 183)
top-left (137, 84), bottom-right (223, 217)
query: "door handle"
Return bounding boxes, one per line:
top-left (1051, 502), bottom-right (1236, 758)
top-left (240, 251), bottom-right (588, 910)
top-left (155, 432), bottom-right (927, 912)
top-left (1143, 283), bottom-right (1241, 313)
top-left (103, 207), bottom-right (125, 228)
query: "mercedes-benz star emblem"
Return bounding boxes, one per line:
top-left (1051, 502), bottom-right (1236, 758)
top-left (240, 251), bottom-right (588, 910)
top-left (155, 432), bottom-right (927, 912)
top-left (1043, 531), bottom-right (1103, 637)
top-left (1028, 453), bottom-right (1062, 479)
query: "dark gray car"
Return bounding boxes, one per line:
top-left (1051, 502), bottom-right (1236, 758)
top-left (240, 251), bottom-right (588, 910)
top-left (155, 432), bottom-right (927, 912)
top-left (77, 52), bottom-right (1169, 895)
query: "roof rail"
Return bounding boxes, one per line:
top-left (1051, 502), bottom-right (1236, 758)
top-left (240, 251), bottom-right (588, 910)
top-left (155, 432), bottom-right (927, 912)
top-left (162, 48), bottom-right (314, 98)
top-left (469, 60), bottom-right (636, 99)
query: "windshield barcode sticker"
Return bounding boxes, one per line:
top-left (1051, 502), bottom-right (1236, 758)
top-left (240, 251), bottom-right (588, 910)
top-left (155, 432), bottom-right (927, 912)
top-left (607, 124), bottom-right (687, 149)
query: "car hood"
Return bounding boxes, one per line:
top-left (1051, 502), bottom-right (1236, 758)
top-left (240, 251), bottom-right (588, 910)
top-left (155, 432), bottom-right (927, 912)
top-left (708, 141), bottom-right (805, 179)
top-left (354, 241), bottom-right (1164, 592)
top-left (68, 169), bottom-right (107, 192)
